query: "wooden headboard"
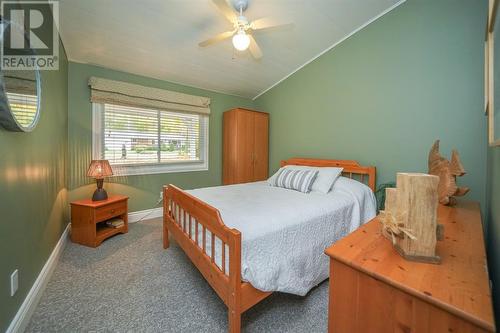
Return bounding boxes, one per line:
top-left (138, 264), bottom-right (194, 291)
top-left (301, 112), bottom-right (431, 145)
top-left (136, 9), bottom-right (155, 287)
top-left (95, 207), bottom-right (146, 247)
top-left (280, 158), bottom-right (376, 192)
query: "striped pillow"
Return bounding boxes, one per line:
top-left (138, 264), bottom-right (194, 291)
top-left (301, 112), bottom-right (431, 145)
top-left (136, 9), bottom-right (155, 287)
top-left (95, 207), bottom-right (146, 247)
top-left (273, 168), bottom-right (319, 193)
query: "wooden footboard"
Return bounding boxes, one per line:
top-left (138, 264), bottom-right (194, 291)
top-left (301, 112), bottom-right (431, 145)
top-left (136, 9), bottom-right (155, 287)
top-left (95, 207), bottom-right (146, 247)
top-left (163, 185), bottom-right (271, 333)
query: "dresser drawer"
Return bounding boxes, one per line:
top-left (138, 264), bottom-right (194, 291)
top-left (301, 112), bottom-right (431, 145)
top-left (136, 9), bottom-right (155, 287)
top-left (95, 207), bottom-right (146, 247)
top-left (95, 200), bottom-right (126, 222)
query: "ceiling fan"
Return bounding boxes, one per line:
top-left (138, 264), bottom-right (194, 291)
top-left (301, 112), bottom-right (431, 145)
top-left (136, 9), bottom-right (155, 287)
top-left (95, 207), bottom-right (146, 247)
top-left (199, 0), bottom-right (294, 60)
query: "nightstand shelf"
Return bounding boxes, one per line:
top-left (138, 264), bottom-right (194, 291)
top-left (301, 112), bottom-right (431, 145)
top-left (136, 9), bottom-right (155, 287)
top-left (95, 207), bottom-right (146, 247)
top-left (96, 223), bottom-right (126, 243)
top-left (71, 195), bottom-right (129, 247)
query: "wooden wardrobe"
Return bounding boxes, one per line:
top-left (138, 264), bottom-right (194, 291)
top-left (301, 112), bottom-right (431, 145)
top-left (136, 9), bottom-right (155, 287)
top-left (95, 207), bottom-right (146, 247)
top-left (223, 108), bottom-right (269, 185)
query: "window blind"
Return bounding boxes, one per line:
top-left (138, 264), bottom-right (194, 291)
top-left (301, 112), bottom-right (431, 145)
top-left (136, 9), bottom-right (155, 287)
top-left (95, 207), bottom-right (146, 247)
top-left (6, 92), bottom-right (38, 127)
top-left (96, 103), bottom-right (208, 170)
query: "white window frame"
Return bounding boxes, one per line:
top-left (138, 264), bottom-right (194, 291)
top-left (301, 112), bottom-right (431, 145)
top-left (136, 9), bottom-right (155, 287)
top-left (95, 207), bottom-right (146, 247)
top-left (92, 103), bottom-right (209, 176)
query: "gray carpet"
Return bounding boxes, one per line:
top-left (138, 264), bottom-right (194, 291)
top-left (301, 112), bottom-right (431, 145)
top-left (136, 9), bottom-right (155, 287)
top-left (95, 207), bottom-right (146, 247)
top-left (26, 218), bottom-right (328, 332)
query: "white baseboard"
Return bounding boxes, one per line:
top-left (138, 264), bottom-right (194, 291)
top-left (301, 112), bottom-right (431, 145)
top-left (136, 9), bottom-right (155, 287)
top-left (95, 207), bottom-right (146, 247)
top-left (6, 223), bottom-right (70, 333)
top-left (128, 207), bottom-right (163, 223)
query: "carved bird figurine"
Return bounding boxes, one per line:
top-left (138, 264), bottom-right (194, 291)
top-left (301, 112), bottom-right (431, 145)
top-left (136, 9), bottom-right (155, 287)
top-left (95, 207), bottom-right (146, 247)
top-left (428, 140), bottom-right (469, 205)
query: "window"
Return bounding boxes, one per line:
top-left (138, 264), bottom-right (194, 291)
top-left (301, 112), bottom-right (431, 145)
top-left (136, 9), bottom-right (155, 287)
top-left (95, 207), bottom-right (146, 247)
top-left (92, 103), bottom-right (208, 176)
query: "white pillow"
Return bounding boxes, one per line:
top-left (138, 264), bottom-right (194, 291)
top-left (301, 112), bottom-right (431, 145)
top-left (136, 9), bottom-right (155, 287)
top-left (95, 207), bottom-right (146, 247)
top-left (268, 165), bottom-right (343, 194)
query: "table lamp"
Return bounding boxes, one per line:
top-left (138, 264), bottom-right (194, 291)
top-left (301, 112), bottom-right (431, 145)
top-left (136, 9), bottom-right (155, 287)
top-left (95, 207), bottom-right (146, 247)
top-left (87, 160), bottom-right (113, 201)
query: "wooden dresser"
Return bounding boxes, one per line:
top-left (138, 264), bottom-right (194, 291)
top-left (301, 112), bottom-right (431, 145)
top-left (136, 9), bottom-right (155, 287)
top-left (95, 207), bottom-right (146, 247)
top-left (325, 201), bottom-right (495, 333)
top-left (223, 108), bottom-right (269, 185)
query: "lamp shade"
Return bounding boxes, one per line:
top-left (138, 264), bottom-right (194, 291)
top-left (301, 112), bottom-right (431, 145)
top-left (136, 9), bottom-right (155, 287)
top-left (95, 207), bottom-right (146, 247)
top-left (232, 30), bottom-right (250, 51)
top-left (87, 160), bottom-right (113, 178)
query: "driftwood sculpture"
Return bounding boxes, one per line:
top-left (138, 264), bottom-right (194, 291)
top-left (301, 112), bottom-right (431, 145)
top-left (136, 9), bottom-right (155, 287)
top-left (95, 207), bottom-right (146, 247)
top-left (428, 140), bottom-right (469, 205)
top-left (380, 173), bottom-right (442, 264)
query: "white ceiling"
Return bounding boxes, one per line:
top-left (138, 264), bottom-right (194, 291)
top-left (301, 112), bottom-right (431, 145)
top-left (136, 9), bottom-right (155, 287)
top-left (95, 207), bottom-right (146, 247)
top-left (59, 0), bottom-right (403, 99)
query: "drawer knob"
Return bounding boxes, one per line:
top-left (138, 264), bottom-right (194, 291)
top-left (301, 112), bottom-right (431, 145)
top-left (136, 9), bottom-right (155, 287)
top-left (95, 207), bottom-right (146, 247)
top-left (110, 209), bottom-right (115, 214)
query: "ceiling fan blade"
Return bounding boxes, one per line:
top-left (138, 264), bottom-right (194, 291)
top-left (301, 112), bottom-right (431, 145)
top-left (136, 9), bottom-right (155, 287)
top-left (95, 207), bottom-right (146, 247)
top-left (248, 35), bottom-right (263, 60)
top-left (199, 30), bottom-right (235, 47)
top-left (251, 17), bottom-right (294, 33)
top-left (212, 0), bottom-right (237, 24)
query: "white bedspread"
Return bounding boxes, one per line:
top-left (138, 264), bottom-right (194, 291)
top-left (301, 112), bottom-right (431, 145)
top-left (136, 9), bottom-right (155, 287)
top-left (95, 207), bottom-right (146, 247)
top-left (186, 177), bottom-right (376, 296)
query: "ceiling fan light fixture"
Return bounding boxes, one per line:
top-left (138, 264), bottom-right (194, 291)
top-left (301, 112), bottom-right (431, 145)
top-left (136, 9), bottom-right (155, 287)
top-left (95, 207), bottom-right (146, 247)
top-left (232, 30), bottom-right (250, 51)
top-left (200, 0), bottom-right (292, 59)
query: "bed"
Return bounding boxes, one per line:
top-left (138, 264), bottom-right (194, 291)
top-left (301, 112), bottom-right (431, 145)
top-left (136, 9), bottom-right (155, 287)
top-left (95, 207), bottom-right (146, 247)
top-left (162, 158), bottom-right (376, 333)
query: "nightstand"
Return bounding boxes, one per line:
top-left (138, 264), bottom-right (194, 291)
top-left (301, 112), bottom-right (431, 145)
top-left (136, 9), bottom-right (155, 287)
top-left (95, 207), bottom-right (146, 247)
top-left (70, 195), bottom-right (129, 247)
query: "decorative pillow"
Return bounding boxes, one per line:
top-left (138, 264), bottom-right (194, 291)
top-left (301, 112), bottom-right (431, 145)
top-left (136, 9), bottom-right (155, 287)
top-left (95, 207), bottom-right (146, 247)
top-left (272, 168), bottom-right (319, 193)
top-left (268, 166), bottom-right (343, 194)
top-left (267, 167), bottom-right (283, 185)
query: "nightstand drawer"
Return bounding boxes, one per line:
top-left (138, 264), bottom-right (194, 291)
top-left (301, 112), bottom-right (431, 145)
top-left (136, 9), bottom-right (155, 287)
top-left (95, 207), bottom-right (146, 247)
top-left (95, 200), bottom-right (126, 222)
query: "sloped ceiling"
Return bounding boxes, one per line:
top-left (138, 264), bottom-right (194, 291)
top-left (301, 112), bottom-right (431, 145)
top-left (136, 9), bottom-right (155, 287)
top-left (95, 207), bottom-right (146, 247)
top-left (59, 0), bottom-right (404, 99)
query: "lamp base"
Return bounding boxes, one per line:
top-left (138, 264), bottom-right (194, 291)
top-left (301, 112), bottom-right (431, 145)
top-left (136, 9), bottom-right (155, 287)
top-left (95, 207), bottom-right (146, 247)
top-left (92, 188), bottom-right (108, 201)
top-left (92, 178), bottom-right (108, 201)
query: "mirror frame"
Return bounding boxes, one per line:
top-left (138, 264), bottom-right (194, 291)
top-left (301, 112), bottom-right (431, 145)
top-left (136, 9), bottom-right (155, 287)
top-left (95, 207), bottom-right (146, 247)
top-left (0, 70), bottom-right (42, 132)
top-left (487, 0), bottom-right (500, 146)
top-left (0, 20), bottom-right (42, 133)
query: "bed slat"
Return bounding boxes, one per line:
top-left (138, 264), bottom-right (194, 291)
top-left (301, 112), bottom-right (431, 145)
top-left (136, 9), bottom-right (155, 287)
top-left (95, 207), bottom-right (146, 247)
top-left (202, 226), bottom-right (206, 254)
top-left (175, 204), bottom-right (178, 224)
top-left (195, 220), bottom-right (199, 246)
top-left (189, 215), bottom-right (192, 239)
top-left (222, 242), bottom-right (226, 274)
top-left (211, 233), bottom-right (215, 263)
top-left (179, 207), bottom-right (182, 229)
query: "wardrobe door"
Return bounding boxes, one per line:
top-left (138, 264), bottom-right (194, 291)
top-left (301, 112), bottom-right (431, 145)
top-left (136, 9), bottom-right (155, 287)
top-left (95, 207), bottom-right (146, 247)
top-left (222, 110), bottom-right (237, 184)
top-left (235, 110), bottom-right (255, 183)
top-left (253, 112), bottom-right (269, 181)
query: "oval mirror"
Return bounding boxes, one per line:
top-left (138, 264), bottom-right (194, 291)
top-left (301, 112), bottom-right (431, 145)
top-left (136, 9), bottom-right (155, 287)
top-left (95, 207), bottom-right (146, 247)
top-left (0, 21), bottom-right (42, 132)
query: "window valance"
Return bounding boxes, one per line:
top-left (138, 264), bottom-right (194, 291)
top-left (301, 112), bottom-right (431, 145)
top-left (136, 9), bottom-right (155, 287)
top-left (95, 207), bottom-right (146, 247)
top-left (88, 77), bottom-right (211, 115)
top-left (4, 72), bottom-right (37, 95)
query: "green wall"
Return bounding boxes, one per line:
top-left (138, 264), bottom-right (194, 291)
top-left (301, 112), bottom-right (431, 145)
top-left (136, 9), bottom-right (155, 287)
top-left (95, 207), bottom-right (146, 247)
top-left (2, 0), bottom-right (497, 329)
top-left (68, 62), bottom-right (255, 212)
top-left (487, 147), bottom-right (500, 321)
top-left (0, 42), bottom-right (69, 330)
top-left (255, 0), bottom-right (488, 208)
